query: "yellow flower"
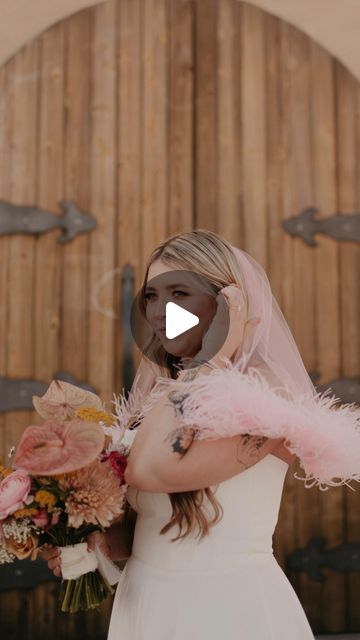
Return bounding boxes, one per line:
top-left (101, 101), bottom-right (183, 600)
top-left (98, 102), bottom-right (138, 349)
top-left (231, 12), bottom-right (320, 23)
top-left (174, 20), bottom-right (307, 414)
top-left (75, 407), bottom-right (114, 426)
top-left (35, 490), bottom-right (57, 509)
top-left (13, 507), bottom-right (38, 518)
top-left (0, 464), bottom-right (13, 478)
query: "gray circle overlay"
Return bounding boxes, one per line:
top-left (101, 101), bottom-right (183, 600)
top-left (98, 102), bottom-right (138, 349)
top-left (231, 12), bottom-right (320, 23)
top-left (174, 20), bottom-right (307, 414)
top-left (130, 270), bottom-right (230, 369)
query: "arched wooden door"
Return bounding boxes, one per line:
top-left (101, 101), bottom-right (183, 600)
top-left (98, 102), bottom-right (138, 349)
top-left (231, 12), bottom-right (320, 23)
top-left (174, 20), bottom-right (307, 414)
top-left (0, 1), bottom-right (359, 637)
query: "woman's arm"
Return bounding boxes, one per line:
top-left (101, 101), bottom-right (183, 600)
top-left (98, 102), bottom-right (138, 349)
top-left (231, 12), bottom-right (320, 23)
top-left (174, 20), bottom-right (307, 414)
top-left (124, 367), bottom-right (283, 493)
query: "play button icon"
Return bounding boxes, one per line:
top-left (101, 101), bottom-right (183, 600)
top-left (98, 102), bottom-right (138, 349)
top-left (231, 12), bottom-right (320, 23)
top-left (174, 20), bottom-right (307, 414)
top-left (130, 269), bottom-right (230, 368)
top-left (166, 302), bottom-right (199, 339)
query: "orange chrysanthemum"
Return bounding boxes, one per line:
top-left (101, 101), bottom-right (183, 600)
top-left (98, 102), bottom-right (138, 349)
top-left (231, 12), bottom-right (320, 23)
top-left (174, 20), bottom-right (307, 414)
top-left (59, 459), bottom-right (127, 528)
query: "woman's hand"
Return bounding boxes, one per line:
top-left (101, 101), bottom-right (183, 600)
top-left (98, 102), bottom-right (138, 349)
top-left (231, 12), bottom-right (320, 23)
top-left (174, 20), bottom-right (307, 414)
top-left (193, 284), bottom-right (260, 366)
top-left (86, 530), bottom-right (111, 557)
top-left (40, 544), bottom-right (62, 578)
top-left (40, 531), bottom-right (111, 578)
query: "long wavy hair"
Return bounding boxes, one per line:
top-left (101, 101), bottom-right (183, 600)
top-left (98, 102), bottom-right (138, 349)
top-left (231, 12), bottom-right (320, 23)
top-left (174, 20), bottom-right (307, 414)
top-left (135, 229), bottom-right (249, 542)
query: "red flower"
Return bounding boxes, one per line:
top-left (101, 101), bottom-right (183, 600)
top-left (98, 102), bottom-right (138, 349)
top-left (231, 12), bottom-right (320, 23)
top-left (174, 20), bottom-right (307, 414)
top-left (102, 452), bottom-right (128, 484)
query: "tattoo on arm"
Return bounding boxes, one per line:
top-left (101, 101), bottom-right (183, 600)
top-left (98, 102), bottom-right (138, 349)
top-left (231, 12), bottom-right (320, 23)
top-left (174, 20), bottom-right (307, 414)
top-left (236, 434), bottom-right (268, 468)
top-left (163, 426), bottom-right (196, 456)
top-left (165, 390), bottom-right (197, 456)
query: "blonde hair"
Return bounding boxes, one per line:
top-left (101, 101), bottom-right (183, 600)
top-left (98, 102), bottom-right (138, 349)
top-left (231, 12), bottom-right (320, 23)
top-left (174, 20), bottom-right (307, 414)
top-left (138, 229), bottom-right (248, 542)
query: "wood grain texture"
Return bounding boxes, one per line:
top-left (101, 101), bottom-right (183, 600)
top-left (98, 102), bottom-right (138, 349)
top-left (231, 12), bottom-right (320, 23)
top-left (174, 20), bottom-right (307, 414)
top-left (335, 59), bottom-right (360, 632)
top-left (115, 0), bottom-right (143, 381)
top-left (168, 0), bottom-right (194, 235)
top-left (0, 1), bottom-right (358, 636)
top-left (195, 0), bottom-right (218, 230)
top-left (311, 42), bottom-right (345, 633)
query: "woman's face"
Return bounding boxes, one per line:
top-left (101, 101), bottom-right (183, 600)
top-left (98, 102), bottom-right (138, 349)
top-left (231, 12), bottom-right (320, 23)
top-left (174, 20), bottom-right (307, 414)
top-left (145, 259), bottom-right (218, 359)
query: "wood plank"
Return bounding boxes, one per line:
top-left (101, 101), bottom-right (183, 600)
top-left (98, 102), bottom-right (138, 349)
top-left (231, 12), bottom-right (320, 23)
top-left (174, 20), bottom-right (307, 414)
top-left (0, 49), bottom-right (20, 640)
top-left (168, 0), bottom-right (194, 235)
top-left (56, 11), bottom-right (92, 636)
top-left (264, 12), bottom-right (293, 572)
top-left (240, 3), bottom-right (267, 265)
top-left (0, 57), bottom-right (11, 462)
top-left (3, 38), bottom-right (40, 637)
top-left (116, 0), bottom-right (143, 384)
top-left (335, 59), bottom-right (360, 632)
top-left (87, 0), bottom-right (117, 409)
top-left (140, 0), bottom-right (169, 271)
top-left (217, 0), bottom-right (241, 244)
top-left (347, 80), bottom-right (360, 633)
top-left (35, 22), bottom-right (64, 385)
top-left (61, 9), bottom-right (91, 384)
top-left (81, 0), bottom-right (117, 625)
top-left (195, 0), bottom-right (218, 230)
top-left (280, 20), bottom-right (322, 629)
top-left (4, 42), bottom-right (39, 445)
top-left (32, 19), bottom-right (66, 638)
top-left (311, 42), bottom-right (346, 633)
top-left (264, 13), bottom-right (284, 302)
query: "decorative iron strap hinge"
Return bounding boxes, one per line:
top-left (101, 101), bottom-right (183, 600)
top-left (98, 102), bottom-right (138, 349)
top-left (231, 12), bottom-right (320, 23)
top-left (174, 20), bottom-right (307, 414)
top-left (286, 536), bottom-right (360, 582)
top-left (0, 373), bottom-right (97, 413)
top-left (282, 207), bottom-right (360, 245)
top-left (0, 199), bottom-right (97, 243)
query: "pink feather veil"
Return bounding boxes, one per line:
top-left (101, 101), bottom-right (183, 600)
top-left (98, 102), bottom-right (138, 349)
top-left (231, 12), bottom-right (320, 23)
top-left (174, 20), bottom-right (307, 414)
top-left (114, 244), bottom-right (360, 492)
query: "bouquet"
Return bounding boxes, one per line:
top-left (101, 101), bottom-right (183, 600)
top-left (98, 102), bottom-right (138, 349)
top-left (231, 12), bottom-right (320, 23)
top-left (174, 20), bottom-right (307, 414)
top-left (0, 379), bottom-right (138, 612)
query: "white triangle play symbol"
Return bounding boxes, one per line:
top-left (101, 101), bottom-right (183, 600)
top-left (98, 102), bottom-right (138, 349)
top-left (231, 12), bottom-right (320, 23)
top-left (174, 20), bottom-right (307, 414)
top-left (165, 302), bottom-right (199, 339)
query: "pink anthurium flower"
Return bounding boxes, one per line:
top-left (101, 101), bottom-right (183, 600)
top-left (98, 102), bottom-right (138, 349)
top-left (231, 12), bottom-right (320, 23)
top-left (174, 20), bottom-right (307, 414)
top-left (14, 418), bottom-right (105, 475)
top-left (32, 379), bottom-right (103, 421)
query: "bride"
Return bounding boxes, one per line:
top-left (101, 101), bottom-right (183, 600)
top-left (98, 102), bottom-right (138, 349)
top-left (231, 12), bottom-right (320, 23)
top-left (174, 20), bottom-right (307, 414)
top-left (45, 229), bottom-right (316, 639)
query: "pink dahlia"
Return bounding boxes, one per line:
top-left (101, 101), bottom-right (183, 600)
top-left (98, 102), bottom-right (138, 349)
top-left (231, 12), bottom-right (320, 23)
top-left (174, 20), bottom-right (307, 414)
top-left (59, 459), bottom-right (127, 528)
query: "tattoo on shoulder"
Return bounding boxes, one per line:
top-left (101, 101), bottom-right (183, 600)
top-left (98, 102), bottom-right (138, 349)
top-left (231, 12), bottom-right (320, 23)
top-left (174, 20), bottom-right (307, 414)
top-left (163, 426), bottom-right (196, 456)
top-left (178, 360), bottom-right (211, 383)
top-left (167, 389), bottom-right (190, 416)
top-left (180, 367), bottom-right (201, 382)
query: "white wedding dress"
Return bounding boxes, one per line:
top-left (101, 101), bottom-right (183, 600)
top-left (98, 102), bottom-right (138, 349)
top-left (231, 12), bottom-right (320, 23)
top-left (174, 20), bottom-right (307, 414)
top-left (107, 454), bottom-right (315, 639)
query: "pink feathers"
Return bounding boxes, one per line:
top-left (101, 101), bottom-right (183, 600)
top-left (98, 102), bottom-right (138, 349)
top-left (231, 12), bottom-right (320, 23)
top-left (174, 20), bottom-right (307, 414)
top-left (175, 363), bottom-right (360, 491)
top-left (122, 360), bottom-right (360, 491)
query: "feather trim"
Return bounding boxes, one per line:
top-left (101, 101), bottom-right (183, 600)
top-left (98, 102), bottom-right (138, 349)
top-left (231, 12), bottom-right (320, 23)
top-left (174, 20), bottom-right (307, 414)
top-left (111, 362), bottom-right (360, 491)
top-left (174, 362), bottom-right (360, 491)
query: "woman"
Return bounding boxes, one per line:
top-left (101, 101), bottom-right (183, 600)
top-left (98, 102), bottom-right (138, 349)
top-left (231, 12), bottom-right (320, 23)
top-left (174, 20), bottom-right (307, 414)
top-left (46, 229), bottom-right (316, 638)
